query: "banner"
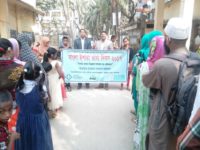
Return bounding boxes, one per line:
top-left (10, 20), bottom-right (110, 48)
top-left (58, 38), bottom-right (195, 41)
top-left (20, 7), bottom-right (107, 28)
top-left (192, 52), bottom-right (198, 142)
top-left (61, 49), bottom-right (129, 83)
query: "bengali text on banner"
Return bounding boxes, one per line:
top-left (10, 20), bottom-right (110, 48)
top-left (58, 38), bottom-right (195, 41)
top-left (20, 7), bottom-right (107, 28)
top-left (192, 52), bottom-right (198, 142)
top-left (61, 49), bottom-right (129, 83)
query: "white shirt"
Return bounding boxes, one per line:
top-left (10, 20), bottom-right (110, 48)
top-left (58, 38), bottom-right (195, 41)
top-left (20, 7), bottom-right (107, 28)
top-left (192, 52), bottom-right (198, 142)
top-left (95, 39), bottom-right (113, 50)
top-left (81, 38), bottom-right (85, 50)
top-left (20, 80), bottom-right (37, 94)
top-left (20, 79), bottom-right (47, 94)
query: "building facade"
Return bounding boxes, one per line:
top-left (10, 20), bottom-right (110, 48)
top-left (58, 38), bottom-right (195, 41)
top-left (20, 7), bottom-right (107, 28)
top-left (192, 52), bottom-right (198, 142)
top-left (0, 0), bottom-right (42, 39)
top-left (154, 0), bottom-right (200, 50)
top-left (123, 0), bottom-right (200, 50)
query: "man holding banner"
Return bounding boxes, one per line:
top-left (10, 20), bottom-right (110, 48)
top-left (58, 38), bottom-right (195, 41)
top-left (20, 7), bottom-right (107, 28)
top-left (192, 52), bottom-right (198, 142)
top-left (74, 29), bottom-right (91, 89)
top-left (61, 48), bottom-right (129, 89)
top-left (95, 31), bottom-right (113, 90)
top-left (62, 30), bottom-right (128, 90)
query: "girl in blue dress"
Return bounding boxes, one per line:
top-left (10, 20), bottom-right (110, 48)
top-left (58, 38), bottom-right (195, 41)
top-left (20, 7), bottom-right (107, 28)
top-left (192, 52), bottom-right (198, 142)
top-left (15, 61), bottom-right (53, 150)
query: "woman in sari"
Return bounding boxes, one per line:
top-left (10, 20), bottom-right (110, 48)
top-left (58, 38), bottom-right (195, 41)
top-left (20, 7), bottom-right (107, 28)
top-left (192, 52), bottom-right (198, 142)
top-left (133, 36), bottom-right (165, 150)
top-left (132, 30), bottom-right (162, 114)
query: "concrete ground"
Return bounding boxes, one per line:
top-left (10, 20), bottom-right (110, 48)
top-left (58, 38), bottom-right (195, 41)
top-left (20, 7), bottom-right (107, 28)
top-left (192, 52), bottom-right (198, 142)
top-left (50, 84), bottom-right (135, 150)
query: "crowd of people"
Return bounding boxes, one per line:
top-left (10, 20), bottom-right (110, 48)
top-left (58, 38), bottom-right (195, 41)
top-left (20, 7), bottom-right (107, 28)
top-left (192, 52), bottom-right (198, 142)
top-left (0, 17), bottom-right (200, 150)
top-left (132, 17), bottom-right (200, 150)
top-left (0, 25), bottom-right (134, 149)
top-left (0, 34), bottom-right (61, 149)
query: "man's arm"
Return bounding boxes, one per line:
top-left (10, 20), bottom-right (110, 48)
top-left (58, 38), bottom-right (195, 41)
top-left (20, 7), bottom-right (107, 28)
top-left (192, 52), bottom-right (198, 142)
top-left (142, 62), bottom-right (161, 90)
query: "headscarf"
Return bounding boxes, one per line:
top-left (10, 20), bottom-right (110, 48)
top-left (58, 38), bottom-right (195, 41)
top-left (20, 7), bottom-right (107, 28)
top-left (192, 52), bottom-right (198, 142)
top-left (9, 38), bottom-right (19, 58)
top-left (39, 36), bottom-right (50, 56)
top-left (147, 36), bottom-right (165, 69)
top-left (131, 31), bottom-right (162, 113)
top-left (139, 30), bottom-right (163, 61)
top-left (17, 33), bottom-right (41, 66)
top-left (9, 38), bottom-right (25, 66)
top-left (17, 33), bottom-right (48, 88)
top-left (132, 34), bottom-right (150, 75)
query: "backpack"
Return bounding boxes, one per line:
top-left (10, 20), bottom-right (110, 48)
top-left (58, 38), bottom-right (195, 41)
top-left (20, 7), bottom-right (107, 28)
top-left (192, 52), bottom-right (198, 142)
top-left (165, 52), bottom-right (200, 136)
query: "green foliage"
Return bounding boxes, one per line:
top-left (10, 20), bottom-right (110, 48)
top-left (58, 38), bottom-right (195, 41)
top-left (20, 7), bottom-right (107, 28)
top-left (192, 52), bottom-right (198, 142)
top-left (81, 0), bottom-right (133, 37)
top-left (36, 0), bottom-right (134, 37)
top-left (82, 0), bottom-right (112, 37)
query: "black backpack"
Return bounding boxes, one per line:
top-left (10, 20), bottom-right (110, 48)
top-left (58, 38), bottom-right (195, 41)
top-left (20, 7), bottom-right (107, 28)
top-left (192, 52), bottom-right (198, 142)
top-left (165, 52), bottom-right (200, 135)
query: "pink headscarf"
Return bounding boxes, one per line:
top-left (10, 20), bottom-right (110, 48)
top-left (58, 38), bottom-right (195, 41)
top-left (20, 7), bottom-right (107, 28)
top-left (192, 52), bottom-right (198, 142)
top-left (9, 38), bottom-right (19, 58)
top-left (147, 36), bottom-right (165, 69)
top-left (9, 38), bottom-right (25, 66)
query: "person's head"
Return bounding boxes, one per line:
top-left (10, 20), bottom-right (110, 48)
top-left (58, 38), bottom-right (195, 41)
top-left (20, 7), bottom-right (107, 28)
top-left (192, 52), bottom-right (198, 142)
top-left (123, 37), bottom-right (130, 47)
top-left (23, 61), bottom-right (42, 80)
top-left (9, 38), bottom-right (20, 59)
top-left (111, 35), bottom-right (117, 42)
top-left (35, 42), bottom-right (40, 47)
top-left (139, 30), bottom-right (162, 61)
top-left (147, 36), bottom-right (165, 69)
top-left (0, 38), bottom-right (14, 59)
top-left (0, 90), bottom-right (13, 123)
top-left (101, 31), bottom-right (107, 41)
top-left (43, 47), bottom-right (58, 62)
top-left (41, 36), bottom-right (50, 47)
top-left (80, 29), bottom-right (86, 39)
top-left (62, 36), bottom-right (69, 47)
top-left (164, 17), bottom-right (190, 54)
top-left (16, 61), bottom-right (43, 90)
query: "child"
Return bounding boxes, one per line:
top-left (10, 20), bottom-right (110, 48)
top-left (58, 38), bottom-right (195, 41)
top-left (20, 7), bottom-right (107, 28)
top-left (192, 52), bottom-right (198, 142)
top-left (43, 47), bottom-right (65, 116)
top-left (0, 90), bottom-right (20, 150)
top-left (15, 62), bottom-right (53, 150)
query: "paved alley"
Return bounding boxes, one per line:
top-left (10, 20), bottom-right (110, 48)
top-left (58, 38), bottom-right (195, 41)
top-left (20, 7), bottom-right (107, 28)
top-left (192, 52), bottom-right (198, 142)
top-left (51, 84), bottom-right (135, 150)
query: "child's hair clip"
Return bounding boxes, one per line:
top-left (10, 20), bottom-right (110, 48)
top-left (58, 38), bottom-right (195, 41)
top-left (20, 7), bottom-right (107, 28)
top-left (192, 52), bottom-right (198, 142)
top-left (24, 68), bottom-right (28, 72)
top-left (7, 47), bottom-right (12, 51)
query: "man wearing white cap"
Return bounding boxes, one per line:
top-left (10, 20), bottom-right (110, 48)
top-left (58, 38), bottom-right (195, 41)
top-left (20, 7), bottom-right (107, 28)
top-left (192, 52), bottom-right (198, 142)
top-left (142, 18), bottom-right (190, 150)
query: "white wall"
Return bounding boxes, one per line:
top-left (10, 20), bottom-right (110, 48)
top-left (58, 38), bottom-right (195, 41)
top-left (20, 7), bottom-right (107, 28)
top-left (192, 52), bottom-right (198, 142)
top-left (20, 0), bottom-right (36, 7)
